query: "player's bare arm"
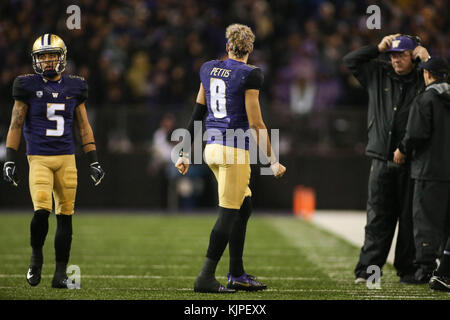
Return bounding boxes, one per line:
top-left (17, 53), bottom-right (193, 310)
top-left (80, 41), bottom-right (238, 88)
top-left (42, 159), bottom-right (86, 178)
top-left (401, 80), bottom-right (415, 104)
top-left (196, 82), bottom-right (206, 105)
top-left (75, 102), bottom-right (96, 153)
top-left (6, 100), bottom-right (28, 150)
top-left (245, 89), bottom-right (286, 178)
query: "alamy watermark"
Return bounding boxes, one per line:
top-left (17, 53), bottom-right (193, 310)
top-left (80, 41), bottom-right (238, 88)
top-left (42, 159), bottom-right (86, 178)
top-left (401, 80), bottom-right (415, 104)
top-left (67, 264), bottom-right (81, 289)
top-left (170, 121), bottom-right (280, 176)
top-left (366, 5), bottom-right (381, 30)
top-left (66, 5), bottom-right (81, 30)
top-left (366, 265), bottom-right (381, 289)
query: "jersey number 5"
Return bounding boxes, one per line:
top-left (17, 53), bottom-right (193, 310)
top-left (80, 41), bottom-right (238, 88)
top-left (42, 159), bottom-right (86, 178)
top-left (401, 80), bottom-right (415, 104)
top-left (46, 103), bottom-right (65, 136)
top-left (210, 78), bottom-right (227, 119)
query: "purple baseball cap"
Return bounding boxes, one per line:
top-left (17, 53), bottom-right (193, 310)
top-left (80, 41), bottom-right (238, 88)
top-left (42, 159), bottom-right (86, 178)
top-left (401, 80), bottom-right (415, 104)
top-left (386, 36), bottom-right (417, 53)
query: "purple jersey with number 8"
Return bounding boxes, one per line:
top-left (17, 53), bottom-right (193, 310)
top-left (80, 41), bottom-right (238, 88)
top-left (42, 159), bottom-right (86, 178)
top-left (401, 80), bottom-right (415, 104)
top-left (200, 58), bottom-right (263, 150)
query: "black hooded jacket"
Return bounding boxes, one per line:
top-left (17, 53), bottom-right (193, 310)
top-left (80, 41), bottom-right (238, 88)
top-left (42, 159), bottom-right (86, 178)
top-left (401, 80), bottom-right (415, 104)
top-left (343, 45), bottom-right (425, 161)
top-left (400, 81), bottom-right (450, 181)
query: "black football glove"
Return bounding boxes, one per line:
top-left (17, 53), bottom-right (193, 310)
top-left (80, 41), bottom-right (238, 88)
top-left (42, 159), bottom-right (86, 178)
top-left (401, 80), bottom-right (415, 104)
top-left (89, 162), bottom-right (105, 186)
top-left (3, 161), bottom-right (19, 187)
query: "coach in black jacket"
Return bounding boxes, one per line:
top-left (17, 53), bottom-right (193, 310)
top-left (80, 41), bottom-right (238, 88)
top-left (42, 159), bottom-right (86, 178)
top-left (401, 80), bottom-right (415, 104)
top-left (343, 34), bottom-right (429, 283)
top-left (394, 57), bottom-right (450, 283)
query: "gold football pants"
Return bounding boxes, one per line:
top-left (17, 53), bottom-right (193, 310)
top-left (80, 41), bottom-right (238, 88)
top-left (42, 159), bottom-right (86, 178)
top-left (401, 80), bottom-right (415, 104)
top-left (204, 144), bottom-right (252, 209)
top-left (27, 154), bottom-right (77, 215)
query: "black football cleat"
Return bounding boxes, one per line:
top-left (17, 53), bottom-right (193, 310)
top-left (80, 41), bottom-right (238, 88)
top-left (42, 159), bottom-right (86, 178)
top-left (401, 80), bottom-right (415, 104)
top-left (227, 273), bottom-right (267, 291)
top-left (26, 265), bottom-right (42, 287)
top-left (429, 273), bottom-right (450, 292)
top-left (52, 274), bottom-right (71, 289)
top-left (400, 269), bottom-right (431, 285)
top-left (194, 276), bottom-right (236, 293)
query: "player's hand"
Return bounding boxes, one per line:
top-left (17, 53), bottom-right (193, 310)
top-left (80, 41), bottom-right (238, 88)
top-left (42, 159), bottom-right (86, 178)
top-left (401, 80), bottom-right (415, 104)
top-left (377, 33), bottom-right (401, 53)
top-left (3, 161), bottom-right (19, 187)
top-left (175, 157), bottom-right (190, 175)
top-left (412, 46), bottom-right (430, 63)
top-left (271, 162), bottom-right (286, 179)
top-left (89, 162), bottom-right (105, 186)
top-left (393, 148), bottom-right (406, 165)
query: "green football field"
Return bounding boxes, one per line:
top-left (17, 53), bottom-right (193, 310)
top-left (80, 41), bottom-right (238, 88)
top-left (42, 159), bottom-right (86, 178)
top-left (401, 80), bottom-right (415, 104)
top-left (0, 212), bottom-right (449, 300)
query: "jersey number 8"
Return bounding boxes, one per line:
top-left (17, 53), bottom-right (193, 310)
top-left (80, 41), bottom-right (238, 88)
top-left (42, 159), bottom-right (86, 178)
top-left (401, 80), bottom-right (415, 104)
top-left (210, 78), bottom-right (227, 119)
top-left (46, 103), bottom-right (65, 136)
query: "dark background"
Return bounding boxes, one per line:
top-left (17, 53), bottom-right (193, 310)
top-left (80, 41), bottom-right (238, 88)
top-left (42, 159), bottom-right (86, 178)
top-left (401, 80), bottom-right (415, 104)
top-left (0, 0), bottom-right (449, 212)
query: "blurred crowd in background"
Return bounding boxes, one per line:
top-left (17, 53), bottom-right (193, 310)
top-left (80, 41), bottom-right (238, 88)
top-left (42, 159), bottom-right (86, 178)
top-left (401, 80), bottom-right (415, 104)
top-left (1, 0), bottom-right (449, 149)
top-left (0, 0), bottom-right (449, 209)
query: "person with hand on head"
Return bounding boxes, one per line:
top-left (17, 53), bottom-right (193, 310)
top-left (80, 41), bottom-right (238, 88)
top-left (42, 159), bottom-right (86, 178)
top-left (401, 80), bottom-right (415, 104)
top-left (343, 34), bottom-right (429, 284)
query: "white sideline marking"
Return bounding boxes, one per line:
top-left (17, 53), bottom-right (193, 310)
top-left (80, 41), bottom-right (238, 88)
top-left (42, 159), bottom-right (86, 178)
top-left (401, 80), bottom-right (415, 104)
top-left (311, 211), bottom-right (397, 264)
top-left (270, 218), bottom-right (352, 280)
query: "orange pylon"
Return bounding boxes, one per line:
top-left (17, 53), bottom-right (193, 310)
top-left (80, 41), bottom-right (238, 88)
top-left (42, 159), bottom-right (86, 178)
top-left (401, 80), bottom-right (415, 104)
top-left (293, 185), bottom-right (316, 220)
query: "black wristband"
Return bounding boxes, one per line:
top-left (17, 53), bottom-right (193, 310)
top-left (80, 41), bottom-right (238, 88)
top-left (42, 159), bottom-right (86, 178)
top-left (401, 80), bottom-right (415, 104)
top-left (86, 150), bottom-right (99, 164)
top-left (6, 147), bottom-right (18, 163)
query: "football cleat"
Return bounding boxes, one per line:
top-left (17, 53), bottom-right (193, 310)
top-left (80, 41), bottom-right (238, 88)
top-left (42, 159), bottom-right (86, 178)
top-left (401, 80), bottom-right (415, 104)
top-left (52, 274), bottom-right (71, 289)
top-left (194, 276), bottom-right (236, 293)
top-left (26, 266), bottom-right (42, 287)
top-left (399, 274), bottom-right (428, 284)
top-left (400, 270), bottom-right (431, 285)
top-left (227, 273), bottom-right (267, 291)
top-left (354, 277), bottom-right (367, 284)
top-left (429, 273), bottom-right (450, 292)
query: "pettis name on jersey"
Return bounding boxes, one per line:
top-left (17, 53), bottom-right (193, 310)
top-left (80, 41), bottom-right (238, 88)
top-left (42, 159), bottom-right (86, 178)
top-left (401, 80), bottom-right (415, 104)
top-left (210, 67), bottom-right (231, 78)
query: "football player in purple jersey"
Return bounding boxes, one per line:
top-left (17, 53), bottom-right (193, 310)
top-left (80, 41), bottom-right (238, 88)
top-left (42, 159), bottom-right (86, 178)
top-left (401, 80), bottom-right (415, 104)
top-left (176, 24), bottom-right (286, 293)
top-left (2, 34), bottom-right (105, 288)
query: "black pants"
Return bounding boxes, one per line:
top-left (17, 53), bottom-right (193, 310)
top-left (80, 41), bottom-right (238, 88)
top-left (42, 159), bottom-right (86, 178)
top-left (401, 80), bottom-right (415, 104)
top-left (355, 159), bottom-right (415, 278)
top-left (413, 180), bottom-right (450, 274)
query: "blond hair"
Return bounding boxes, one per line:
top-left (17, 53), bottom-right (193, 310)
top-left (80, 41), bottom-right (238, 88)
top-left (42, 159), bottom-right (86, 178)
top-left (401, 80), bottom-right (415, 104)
top-left (225, 24), bottom-right (255, 58)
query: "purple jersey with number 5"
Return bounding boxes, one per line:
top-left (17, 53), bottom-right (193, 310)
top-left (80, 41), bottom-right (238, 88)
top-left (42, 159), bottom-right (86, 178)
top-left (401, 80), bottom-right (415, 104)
top-left (12, 74), bottom-right (88, 155)
top-left (200, 58), bottom-right (264, 150)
